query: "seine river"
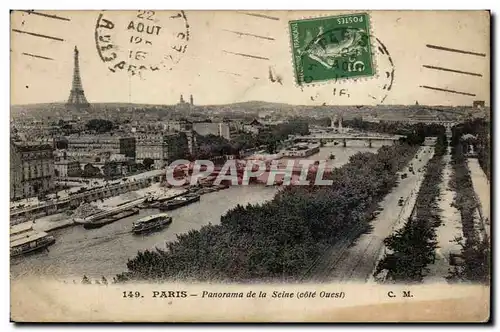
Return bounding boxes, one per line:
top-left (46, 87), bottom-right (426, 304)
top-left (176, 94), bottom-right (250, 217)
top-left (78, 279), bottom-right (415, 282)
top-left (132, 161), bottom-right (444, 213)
top-left (11, 143), bottom-right (383, 279)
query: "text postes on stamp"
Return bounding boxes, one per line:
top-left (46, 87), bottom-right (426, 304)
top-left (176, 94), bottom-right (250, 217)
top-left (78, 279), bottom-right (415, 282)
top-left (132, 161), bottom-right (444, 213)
top-left (289, 13), bottom-right (374, 85)
top-left (95, 10), bottom-right (189, 76)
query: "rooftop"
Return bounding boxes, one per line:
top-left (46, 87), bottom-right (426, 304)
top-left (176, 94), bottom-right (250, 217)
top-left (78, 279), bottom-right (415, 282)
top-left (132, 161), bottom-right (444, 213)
top-left (135, 213), bottom-right (170, 224)
top-left (10, 230), bottom-right (51, 248)
top-left (55, 159), bottom-right (80, 165)
top-left (13, 143), bottom-right (53, 152)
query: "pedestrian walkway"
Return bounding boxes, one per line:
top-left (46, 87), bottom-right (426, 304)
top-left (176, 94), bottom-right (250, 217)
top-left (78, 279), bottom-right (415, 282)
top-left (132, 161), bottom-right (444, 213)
top-left (467, 159), bottom-right (490, 239)
top-left (423, 151), bottom-right (462, 283)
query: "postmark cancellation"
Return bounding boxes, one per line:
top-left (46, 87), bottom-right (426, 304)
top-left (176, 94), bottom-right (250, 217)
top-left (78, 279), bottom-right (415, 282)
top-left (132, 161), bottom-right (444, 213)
top-left (95, 10), bottom-right (190, 77)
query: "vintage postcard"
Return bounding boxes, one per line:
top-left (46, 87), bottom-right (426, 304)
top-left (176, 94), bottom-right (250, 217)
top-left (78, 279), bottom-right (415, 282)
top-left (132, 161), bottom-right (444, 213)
top-left (10, 10), bottom-right (491, 322)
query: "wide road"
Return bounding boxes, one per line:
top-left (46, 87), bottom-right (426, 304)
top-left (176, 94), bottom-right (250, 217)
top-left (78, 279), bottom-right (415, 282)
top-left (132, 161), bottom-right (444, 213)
top-left (305, 146), bottom-right (435, 282)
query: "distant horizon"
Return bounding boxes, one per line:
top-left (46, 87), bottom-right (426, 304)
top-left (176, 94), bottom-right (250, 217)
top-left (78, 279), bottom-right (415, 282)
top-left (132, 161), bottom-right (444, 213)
top-left (10, 100), bottom-right (488, 109)
top-left (11, 11), bottom-right (489, 107)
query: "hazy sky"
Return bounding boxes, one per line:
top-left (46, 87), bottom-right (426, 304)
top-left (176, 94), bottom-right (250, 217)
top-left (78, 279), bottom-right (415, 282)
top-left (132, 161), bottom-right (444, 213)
top-left (11, 10), bottom-right (490, 106)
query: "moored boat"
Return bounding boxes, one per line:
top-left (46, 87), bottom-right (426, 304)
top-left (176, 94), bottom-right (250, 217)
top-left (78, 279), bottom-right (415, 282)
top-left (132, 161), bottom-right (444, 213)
top-left (158, 193), bottom-right (200, 211)
top-left (132, 213), bottom-right (172, 234)
top-left (83, 208), bottom-right (140, 229)
top-left (140, 191), bottom-right (188, 208)
top-left (281, 143), bottom-right (320, 158)
top-left (10, 223), bottom-right (55, 257)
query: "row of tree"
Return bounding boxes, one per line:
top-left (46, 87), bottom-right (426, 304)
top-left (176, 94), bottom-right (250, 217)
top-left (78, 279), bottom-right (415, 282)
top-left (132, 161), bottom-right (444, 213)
top-left (113, 141), bottom-right (419, 283)
top-left (448, 121), bottom-right (490, 283)
top-left (450, 118), bottom-right (490, 180)
top-left (374, 128), bottom-right (447, 282)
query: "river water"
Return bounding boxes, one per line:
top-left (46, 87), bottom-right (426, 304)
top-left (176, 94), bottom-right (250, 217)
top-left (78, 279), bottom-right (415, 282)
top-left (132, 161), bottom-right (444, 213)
top-left (11, 143), bottom-right (383, 279)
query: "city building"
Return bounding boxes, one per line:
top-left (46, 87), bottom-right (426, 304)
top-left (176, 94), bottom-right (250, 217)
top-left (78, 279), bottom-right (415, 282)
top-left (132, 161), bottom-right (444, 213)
top-left (176, 94), bottom-right (195, 112)
top-left (67, 134), bottom-right (136, 157)
top-left (136, 132), bottom-right (193, 168)
top-left (193, 122), bottom-right (231, 140)
top-left (178, 94), bottom-right (194, 106)
top-left (135, 134), bottom-right (164, 168)
top-left (119, 137), bottom-right (136, 158)
top-left (227, 121), bottom-right (240, 139)
top-left (102, 160), bottom-right (130, 178)
top-left (243, 119), bottom-right (266, 135)
top-left (54, 159), bottom-right (81, 177)
top-left (10, 141), bottom-right (55, 200)
top-left (330, 115), bottom-right (345, 133)
top-left (130, 122), bottom-right (163, 133)
top-left (10, 141), bottom-right (22, 200)
top-left (54, 149), bottom-right (83, 177)
top-left (183, 130), bottom-right (197, 157)
top-left (473, 100), bottom-right (485, 109)
top-left (164, 132), bottom-right (191, 163)
top-left (163, 120), bottom-right (193, 132)
top-left (423, 137), bottom-right (438, 146)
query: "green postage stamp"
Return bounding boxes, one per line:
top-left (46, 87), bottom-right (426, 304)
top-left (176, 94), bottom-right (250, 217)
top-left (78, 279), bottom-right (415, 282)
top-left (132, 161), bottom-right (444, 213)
top-left (289, 13), bottom-right (375, 85)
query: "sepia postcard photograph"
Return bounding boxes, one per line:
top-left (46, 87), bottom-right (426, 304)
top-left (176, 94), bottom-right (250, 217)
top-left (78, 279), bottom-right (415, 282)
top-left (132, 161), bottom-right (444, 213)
top-left (8, 7), bottom-right (491, 323)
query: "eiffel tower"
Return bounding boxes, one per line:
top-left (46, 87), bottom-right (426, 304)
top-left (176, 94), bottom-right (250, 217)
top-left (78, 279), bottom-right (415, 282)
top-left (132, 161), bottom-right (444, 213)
top-left (66, 46), bottom-right (90, 111)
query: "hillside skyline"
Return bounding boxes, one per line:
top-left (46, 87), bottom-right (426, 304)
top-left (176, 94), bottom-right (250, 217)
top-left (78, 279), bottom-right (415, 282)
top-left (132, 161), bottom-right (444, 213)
top-left (11, 11), bottom-right (489, 107)
top-left (10, 99), bottom-right (488, 109)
